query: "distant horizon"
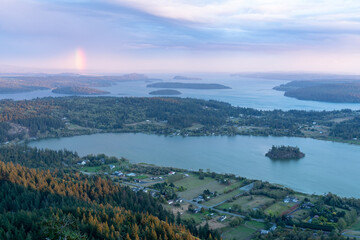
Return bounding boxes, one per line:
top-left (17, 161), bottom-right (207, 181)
top-left (1, 64), bottom-right (360, 77)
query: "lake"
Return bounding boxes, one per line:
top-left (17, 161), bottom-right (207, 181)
top-left (1, 73), bottom-right (360, 110)
top-left (29, 133), bottom-right (360, 198)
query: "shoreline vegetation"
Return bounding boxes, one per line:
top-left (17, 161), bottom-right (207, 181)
top-left (265, 145), bottom-right (305, 160)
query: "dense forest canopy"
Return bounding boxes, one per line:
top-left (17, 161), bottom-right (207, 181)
top-left (0, 159), bottom-right (198, 239)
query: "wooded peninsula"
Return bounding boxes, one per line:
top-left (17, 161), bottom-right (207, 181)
top-left (0, 97), bottom-right (359, 144)
top-left (274, 80), bottom-right (360, 103)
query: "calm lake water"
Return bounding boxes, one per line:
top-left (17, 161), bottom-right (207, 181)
top-left (1, 73), bottom-right (360, 111)
top-left (29, 133), bottom-right (360, 198)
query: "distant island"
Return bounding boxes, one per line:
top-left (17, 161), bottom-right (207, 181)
top-left (0, 85), bottom-right (48, 94)
top-left (149, 89), bottom-right (182, 95)
top-left (274, 81), bottom-right (360, 103)
top-left (52, 86), bottom-right (110, 95)
top-left (173, 76), bottom-right (202, 80)
top-left (147, 82), bottom-right (231, 89)
top-left (0, 73), bottom-right (159, 94)
top-left (265, 145), bottom-right (305, 160)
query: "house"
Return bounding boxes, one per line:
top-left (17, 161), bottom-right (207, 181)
top-left (78, 159), bottom-right (90, 166)
top-left (168, 171), bottom-right (176, 175)
top-left (167, 200), bottom-right (174, 205)
top-left (192, 208), bottom-right (201, 213)
top-left (127, 173), bottom-right (136, 177)
top-left (302, 202), bottom-right (315, 209)
top-left (261, 224), bottom-right (276, 234)
top-left (218, 216), bottom-right (227, 222)
top-left (270, 224), bottom-right (277, 231)
top-left (193, 195), bottom-right (204, 203)
top-left (109, 165), bottom-right (116, 170)
top-left (284, 196), bottom-right (299, 203)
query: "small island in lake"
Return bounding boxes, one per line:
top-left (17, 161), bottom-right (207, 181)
top-left (52, 86), bottom-right (110, 95)
top-left (149, 89), bottom-right (182, 95)
top-left (147, 82), bottom-right (231, 89)
top-left (265, 145), bottom-right (305, 160)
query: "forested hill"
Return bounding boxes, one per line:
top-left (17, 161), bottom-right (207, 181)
top-left (0, 97), bottom-right (359, 143)
top-left (274, 81), bottom-right (360, 103)
top-left (0, 159), bottom-right (198, 239)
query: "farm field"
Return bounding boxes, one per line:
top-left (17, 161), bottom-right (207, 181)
top-left (217, 195), bottom-right (275, 212)
top-left (173, 173), bottom-right (243, 200)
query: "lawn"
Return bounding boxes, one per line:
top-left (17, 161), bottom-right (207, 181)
top-left (349, 218), bottom-right (360, 231)
top-left (217, 195), bottom-right (275, 212)
top-left (181, 212), bottom-right (205, 225)
top-left (246, 220), bottom-right (267, 230)
top-left (222, 181), bottom-right (245, 193)
top-left (82, 165), bottom-right (103, 172)
top-left (290, 209), bottom-right (310, 221)
top-left (202, 189), bottom-right (244, 207)
top-left (221, 225), bottom-right (257, 240)
top-left (265, 202), bottom-right (296, 216)
top-left (173, 174), bottom-right (231, 200)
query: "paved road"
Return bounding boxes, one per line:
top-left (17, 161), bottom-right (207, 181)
top-left (342, 230), bottom-right (360, 238)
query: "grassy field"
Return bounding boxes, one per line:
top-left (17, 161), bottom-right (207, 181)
top-left (202, 189), bottom-right (244, 207)
top-left (217, 195), bottom-right (275, 212)
top-left (290, 209), bottom-right (311, 221)
top-left (221, 220), bottom-right (266, 240)
top-left (246, 220), bottom-right (267, 230)
top-left (222, 181), bottom-right (244, 193)
top-left (82, 165), bottom-right (103, 172)
top-left (173, 174), bottom-right (236, 200)
top-left (349, 218), bottom-right (360, 231)
top-left (181, 212), bottom-right (205, 225)
top-left (265, 202), bottom-right (296, 216)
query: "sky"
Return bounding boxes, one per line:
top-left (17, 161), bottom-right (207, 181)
top-left (1, 0), bottom-right (360, 74)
